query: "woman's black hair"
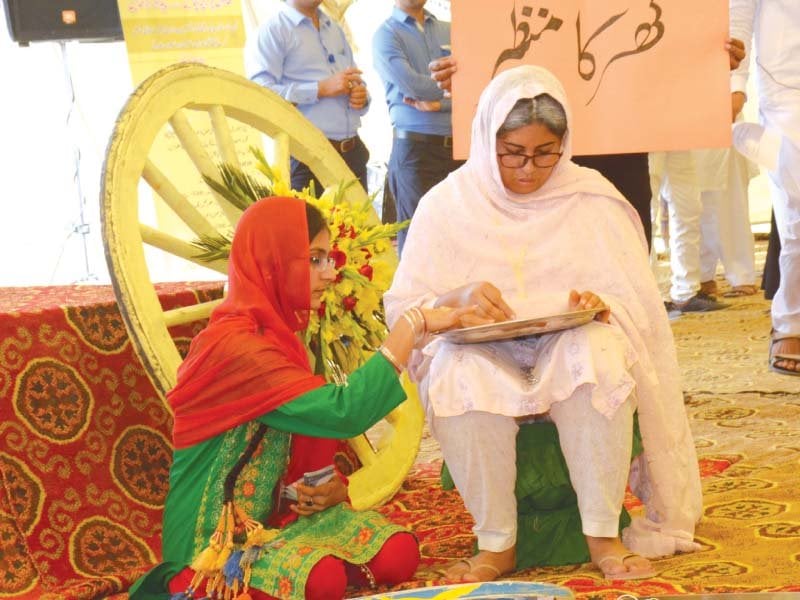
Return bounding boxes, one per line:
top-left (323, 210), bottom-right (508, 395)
top-left (305, 203), bottom-right (328, 241)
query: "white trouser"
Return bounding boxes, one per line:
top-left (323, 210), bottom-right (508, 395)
top-left (431, 411), bottom-right (519, 552)
top-left (769, 137), bottom-right (800, 336)
top-left (431, 393), bottom-right (635, 551)
top-left (654, 152), bottom-right (703, 302)
top-left (699, 152), bottom-right (756, 287)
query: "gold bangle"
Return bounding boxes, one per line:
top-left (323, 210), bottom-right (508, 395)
top-left (410, 306), bottom-right (428, 334)
top-left (402, 311), bottom-right (422, 343)
top-left (379, 346), bottom-right (402, 373)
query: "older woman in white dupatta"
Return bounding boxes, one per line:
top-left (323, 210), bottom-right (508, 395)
top-left (384, 65), bottom-right (702, 582)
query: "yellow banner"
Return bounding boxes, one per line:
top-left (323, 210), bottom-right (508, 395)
top-left (118, 0), bottom-right (249, 82)
top-left (120, 16), bottom-right (245, 54)
top-left (117, 0), bottom-right (262, 274)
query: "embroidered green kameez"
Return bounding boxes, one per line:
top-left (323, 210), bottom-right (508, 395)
top-left (131, 353), bottom-right (407, 600)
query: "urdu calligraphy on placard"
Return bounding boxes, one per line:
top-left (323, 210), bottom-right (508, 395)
top-left (494, 0), bottom-right (665, 105)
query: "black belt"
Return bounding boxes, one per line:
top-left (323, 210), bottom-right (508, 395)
top-left (394, 129), bottom-right (453, 148)
top-left (328, 136), bottom-right (358, 153)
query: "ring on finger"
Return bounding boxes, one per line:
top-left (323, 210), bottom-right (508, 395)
top-left (347, 80), bottom-right (355, 89)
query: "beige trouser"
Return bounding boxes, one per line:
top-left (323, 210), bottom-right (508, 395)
top-left (431, 391), bottom-right (635, 552)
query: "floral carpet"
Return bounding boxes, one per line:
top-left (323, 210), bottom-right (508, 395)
top-left (2, 282), bottom-right (799, 599)
top-left (370, 390), bottom-right (800, 598)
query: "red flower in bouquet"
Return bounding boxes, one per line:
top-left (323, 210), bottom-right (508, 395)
top-left (358, 264), bottom-right (374, 281)
top-left (329, 248), bottom-right (347, 269)
top-left (342, 296), bottom-right (358, 311)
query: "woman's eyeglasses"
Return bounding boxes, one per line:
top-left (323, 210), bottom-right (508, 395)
top-left (497, 151), bottom-right (562, 169)
top-left (310, 255), bottom-right (337, 271)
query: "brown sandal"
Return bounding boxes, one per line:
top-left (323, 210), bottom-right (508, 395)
top-left (722, 284), bottom-right (758, 298)
top-left (769, 334), bottom-right (800, 377)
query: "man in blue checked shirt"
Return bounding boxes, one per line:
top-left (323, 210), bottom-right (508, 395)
top-left (373, 0), bottom-right (464, 255)
top-left (246, 0), bottom-right (370, 195)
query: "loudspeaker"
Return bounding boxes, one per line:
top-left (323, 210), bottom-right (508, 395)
top-left (3, 0), bottom-right (123, 46)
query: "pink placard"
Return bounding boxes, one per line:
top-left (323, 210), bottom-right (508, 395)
top-left (451, 0), bottom-right (732, 158)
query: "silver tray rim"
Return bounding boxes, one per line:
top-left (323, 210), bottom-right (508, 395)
top-left (439, 307), bottom-right (604, 344)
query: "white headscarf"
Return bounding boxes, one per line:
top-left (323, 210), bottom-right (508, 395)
top-left (467, 65), bottom-right (628, 214)
top-left (385, 65), bottom-right (703, 557)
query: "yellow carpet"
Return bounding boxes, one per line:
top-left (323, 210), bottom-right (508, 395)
top-left (672, 291), bottom-right (798, 394)
top-left (512, 390), bottom-right (800, 594)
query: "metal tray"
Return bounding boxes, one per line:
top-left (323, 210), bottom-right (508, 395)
top-left (439, 307), bottom-right (604, 344)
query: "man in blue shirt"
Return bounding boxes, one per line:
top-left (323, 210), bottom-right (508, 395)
top-left (246, 0), bottom-right (370, 194)
top-left (373, 0), bottom-right (464, 254)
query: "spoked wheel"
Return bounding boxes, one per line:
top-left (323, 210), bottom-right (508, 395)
top-left (101, 62), bottom-right (423, 510)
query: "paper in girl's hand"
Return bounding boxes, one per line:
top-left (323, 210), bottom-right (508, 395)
top-left (281, 465), bottom-right (336, 502)
top-left (302, 465), bottom-right (335, 487)
top-left (281, 482), bottom-right (299, 501)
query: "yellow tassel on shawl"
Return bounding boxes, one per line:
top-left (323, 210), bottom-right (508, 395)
top-left (245, 526), bottom-right (280, 547)
top-left (188, 503), bottom-right (230, 591)
top-left (214, 500), bottom-right (236, 567)
top-left (234, 504), bottom-right (266, 537)
top-left (206, 500), bottom-right (237, 599)
top-left (237, 517), bottom-right (281, 597)
top-left (189, 544), bottom-right (219, 575)
top-left (206, 571), bottom-right (225, 598)
top-left (188, 496), bottom-right (282, 599)
top-left (214, 545), bottom-right (233, 571)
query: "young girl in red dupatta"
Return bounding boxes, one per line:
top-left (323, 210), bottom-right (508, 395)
top-left (129, 197), bottom-right (473, 600)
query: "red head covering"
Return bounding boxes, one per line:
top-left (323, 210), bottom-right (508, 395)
top-left (168, 197), bottom-right (326, 449)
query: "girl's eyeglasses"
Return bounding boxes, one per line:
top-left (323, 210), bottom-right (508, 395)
top-left (310, 255), bottom-right (337, 271)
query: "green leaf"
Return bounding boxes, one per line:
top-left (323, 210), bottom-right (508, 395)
top-left (191, 233), bottom-right (232, 262)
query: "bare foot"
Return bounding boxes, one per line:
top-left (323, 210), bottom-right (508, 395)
top-left (586, 536), bottom-right (655, 580)
top-left (771, 337), bottom-right (800, 374)
top-left (442, 547), bottom-right (515, 582)
top-left (441, 558), bottom-right (471, 580)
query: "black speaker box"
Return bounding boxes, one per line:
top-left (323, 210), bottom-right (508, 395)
top-left (3, 0), bottom-right (123, 45)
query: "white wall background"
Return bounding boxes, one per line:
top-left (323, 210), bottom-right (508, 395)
top-left (0, 1), bottom-right (770, 287)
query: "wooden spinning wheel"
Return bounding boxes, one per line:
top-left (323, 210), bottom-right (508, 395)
top-left (101, 63), bottom-right (423, 510)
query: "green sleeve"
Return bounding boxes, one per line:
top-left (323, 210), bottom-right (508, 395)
top-left (259, 353), bottom-right (406, 438)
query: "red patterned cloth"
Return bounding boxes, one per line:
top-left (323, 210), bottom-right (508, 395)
top-left (0, 283), bottom-right (222, 600)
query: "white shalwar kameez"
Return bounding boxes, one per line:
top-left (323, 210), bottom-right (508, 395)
top-left (385, 66), bottom-right (703, 559)
top-left (696, 145), bottom-right (757, 288)
top-left (731, 0), bottom-right (800, 336)
top-left (648, 145), bottom-right (756, 301)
